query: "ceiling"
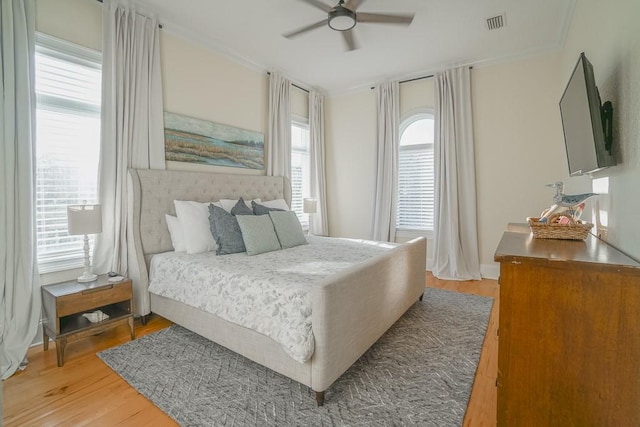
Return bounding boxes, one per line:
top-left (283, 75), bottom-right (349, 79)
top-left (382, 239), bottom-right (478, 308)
top-left (135, 0), bottom-right (575, 94)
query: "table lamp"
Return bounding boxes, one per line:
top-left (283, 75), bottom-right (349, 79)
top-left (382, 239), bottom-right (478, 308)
top-left (67, 202), bottom-right (102, 282)
top-left (303, 198), bottom-right (317, 236)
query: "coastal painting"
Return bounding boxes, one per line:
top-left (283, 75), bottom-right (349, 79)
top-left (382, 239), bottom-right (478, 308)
top-left (164, 112), bottom-right (264, 170)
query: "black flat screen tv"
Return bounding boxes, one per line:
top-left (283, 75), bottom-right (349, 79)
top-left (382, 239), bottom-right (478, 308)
top-left (559, 52), bottom-right (614, 176)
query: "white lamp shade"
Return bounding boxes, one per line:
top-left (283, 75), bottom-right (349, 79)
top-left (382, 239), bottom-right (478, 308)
top-left (303, 198), bottom-right (317, 214)
top-left (67, 204), bottom-right (102, 235)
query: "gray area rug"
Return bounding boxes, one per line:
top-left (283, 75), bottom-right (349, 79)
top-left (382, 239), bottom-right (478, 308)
top-left (98, 288), bottom-right (492, 426)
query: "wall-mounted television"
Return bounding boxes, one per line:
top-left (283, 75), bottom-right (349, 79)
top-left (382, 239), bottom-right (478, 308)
top-left (559, 52), bottom-right (615, 176)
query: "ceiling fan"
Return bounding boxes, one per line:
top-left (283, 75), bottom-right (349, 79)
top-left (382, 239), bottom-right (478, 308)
top-left (283, 0), bottom-right (415, 51)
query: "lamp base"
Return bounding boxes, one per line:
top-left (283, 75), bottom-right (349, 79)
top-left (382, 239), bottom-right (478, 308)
top-left (77, 273), bottom-right (98, 283)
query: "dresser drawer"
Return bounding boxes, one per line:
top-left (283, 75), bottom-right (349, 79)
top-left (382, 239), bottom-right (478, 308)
top-left (57, 281), bottom-right (132, 316)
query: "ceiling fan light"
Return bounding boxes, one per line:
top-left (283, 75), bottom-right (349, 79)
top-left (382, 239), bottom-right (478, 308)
top-left (328, 7), bottom-right (356, 31)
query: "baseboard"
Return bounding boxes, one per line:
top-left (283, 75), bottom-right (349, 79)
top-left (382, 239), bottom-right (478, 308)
top-left (481, 263), bottom-right (500, 280)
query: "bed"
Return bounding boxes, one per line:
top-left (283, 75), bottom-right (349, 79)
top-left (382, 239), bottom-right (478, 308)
top-left (127, 168), bottom-right (426, 405)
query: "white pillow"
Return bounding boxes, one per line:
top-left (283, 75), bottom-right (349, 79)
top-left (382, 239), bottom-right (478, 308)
top-left (165, 214), bottom-right (187, 252)
top-left (219, 198), bottom-right (261, 213)
top-left (174, 200), bottom-right (220, 254)
top-left (261, 199), bottom-right (290, 211)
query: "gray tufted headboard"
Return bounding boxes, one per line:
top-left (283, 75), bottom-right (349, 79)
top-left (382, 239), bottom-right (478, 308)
top-left (127, 168), bottom-right (291, 315)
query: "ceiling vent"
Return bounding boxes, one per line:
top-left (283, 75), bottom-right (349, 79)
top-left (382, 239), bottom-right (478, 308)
top-left (486, 13), bottom-right (506, 30)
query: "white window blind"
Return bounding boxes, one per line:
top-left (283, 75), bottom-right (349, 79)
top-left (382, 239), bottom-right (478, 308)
top-left (291, 121), bottom-right (310, 229)
top-left (397, 114), bottom-right (435, 231)
top-left (35, 35), bottom-right (102, 273)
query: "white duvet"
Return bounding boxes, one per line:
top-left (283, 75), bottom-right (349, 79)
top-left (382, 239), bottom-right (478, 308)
top-left (148, 236), bottom-right (395, 363)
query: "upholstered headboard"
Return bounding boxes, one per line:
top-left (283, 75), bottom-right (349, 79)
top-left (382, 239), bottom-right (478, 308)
top-left (127, 168), bottom-right (291, 315)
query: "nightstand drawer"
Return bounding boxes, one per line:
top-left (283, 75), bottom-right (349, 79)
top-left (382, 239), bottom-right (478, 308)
top-left (57, 281), bottom-right (132, 316)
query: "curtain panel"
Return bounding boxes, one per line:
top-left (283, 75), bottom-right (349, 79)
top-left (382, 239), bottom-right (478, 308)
top-left (266, 72), bottom-right (292, 178)
top-left (93, 0), bottom-right (165, 315)
top-left (309, 91), bottom-right (329, 236)
top-left (370, 81), bottom-right (400, 242)
top-left (0, 0), bottom-right (42, 380)
top-left (431, 66), bottom-right (481, 280)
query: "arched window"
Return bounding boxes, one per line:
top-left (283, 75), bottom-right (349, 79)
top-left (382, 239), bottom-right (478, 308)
top-left (396, 112), bottom-right (435, 232)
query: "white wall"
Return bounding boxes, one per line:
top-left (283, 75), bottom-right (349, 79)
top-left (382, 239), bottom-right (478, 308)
top-left (36, 0), bottom-right (101, 51)
top-left (160, 33), bottom-right (268, 175)
top-left (162, 37), bottom-right (310, 178)
top-left (473, 53), bottom-right (569, 277)
top-left (400, 78), bottom-right (434, 116)
top-left (559, 0), bottom-right (640, 261)
top-left (325, 90), bottom-right (377, 238)
top-left (291, 85), bottom-right (309, 120)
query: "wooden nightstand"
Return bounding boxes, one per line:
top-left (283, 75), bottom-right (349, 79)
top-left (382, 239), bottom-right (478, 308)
top-left (41, 275), bottom-right (135, 366)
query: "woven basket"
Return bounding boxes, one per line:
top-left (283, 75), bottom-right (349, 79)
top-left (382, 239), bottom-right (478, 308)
top-left (527, 215), bottom-right (593, 240)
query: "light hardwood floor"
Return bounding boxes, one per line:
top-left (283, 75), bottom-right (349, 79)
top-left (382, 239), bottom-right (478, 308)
top-left (2, 275), bottom-right (499, 426)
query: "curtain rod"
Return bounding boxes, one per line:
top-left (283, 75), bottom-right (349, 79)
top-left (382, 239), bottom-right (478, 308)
top-left (399, 74), bottom-right (434, 84)
top-left (266, 72), bottom-right (310, 94)
top-left (370, 66), bottom-right (474, 89)
top-left (95, 0), bottom-right (163, 28)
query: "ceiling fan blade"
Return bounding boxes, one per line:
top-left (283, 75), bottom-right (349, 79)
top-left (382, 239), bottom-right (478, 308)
top-left (299, 0), bottom-right (332, 13)
top-left (342, 29), bottom-right (358, 51)
top-left (283, 19), bottom-right (328, 38)
top-left (344, 0), bottom-right (365, 11)
top-left (357, 12), bottom-right (414, 25)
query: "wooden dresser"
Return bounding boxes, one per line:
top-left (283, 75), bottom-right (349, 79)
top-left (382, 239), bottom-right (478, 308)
top-left (494, 224), bottom-right (640, 426)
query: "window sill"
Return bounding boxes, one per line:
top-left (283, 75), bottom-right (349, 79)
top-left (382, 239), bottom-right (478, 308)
top-left (39, 267), bottom-right (85, 286)
top-left (395, 228), bottom-right (433, 241)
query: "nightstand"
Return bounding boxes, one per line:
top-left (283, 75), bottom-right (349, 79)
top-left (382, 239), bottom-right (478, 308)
top-left (41, 275), bottom-right (135, 366)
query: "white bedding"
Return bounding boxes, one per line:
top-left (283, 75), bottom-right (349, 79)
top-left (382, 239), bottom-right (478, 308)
top-left (148, 236), bottom-right (396, 363)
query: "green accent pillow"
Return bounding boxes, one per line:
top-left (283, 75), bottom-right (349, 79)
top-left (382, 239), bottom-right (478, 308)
top-left (269, 211), bottom-right (308, 249)
top-left (236, 215), bottom-right (282, 256)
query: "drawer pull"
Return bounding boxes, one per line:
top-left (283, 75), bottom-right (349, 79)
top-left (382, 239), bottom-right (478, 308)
top-left (82, 284), bottom-right (114, 294)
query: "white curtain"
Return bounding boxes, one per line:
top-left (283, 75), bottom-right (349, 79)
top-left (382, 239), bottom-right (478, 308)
top-left (309, 91), bottom-right (329, 236)
top-left (0, 0), bottom-right (41, 380)
top-left (431, 66), bottom-right (481, 280)
top-left (371, 81), bottom-right (399, 242)
top-left (267, 72), bottom-right (291, 178)
top-left (93, 0), bottom-right (165, 314)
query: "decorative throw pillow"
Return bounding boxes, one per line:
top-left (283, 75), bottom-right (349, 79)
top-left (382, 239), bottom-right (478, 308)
top-left (236, 214), bottom-right (282, 256)
top-left (165, 214), bottom-right (187, 252)
top-left (230, 197), bottom-right (254, 216)
top-left (219, 198), bottom-right (261, 213)
top-left (261, 199), bottom-right (290, 211)
top-left (174, 200), bottom-right (217, 254)
top-left (252, 200), bottom-right (285, 216)
top-left (208, 204), bottom-right (246, 255)
top-left (269, 211), bottom-right (308, 249)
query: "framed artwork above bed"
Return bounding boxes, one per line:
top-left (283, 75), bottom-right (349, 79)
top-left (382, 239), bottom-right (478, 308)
top-left (164, 112), bottom-right (264, 170)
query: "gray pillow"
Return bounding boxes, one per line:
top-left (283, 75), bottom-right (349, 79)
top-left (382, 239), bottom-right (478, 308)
top-left (236, 214), bottom-right (281, 256)
top-left (252, 200), bottom-right (284, 216)
top-left (269, 211), bottom-right (308, 249)
top-left (208, 204), bottom-right (246, 255)
top-left (231, 197), bottom-right (254, 216)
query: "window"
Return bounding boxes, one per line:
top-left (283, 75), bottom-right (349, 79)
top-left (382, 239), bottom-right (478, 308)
top-left (35, 34), bottom-right (102, 273)
top-left (396, 112), bottom-right (435, 232)
top-left (291, 121), bottom-right (311, 229)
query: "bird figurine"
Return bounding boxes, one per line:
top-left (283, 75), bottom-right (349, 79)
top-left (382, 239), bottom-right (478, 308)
top-left (539, 181), bottom-right (597, 223)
